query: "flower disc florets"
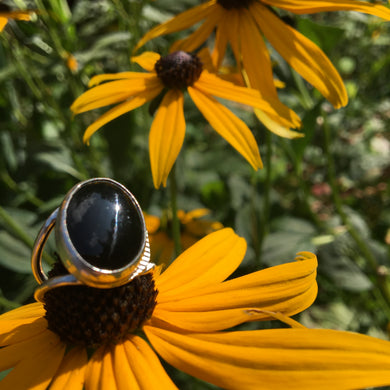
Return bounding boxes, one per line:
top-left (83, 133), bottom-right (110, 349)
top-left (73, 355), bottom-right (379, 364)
top-left (155, 51), bottom-right (203, 90)
top-left (44, 262), bottom-right (158, 348)
top-left (217, 0), bottom-right (254, 10)
top-left (0, 4), bottom-right (11, 12)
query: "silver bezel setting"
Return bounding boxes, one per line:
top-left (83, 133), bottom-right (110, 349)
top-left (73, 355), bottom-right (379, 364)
top-left (31, 178), bottom-right (154, 301)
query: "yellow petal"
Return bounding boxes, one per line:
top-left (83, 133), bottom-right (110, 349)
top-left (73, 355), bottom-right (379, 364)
top-left (144, 213), bottom-right (161, 233)
top-left (254, 109), bottom-right (304, 139)
top-left (239, 8), bottom-right (278, 100)
top-left (88, 72), bottom-right (145, 87)
top-left (149, 89), bottom-right (186, 188)
top-left (145, 325), bottom-right (390, 390)
top-left (214, 8), bottom-right (241, 71)
top-left (210, 7), bottom-right (230, 69)
top-left (134, 1), bottom-right (218, 52)
top-left (117, 336), bottom-right (178, 389)
top-left (170, 7), bottom-right (223, 53)
top-left (71, 74), bottom-right (159, 114)
top-left (251, 3), bottom-right (348, 108)
top-left (181, 208), bottom-right (210, 223)
top-left (131, 52), bottom-right (161, 72)
top-left (0, 11), bottom-right (32, 21)
top-left (0, 303), bottom-right (47, 346)
top-left (0, 330), bottom-right (65, 390)
top-left (50, 347), bottom-right (88, 390)
top-left (149, 231), bottom-right (175, 266)
top-left (156, 228), bottom-right (246, 301)
top-left (0, 17), bottom-right (8, 31)
top-left (263, 0), bottom-right (390, 19)
top-left (111, 342), bottom-right (139, 390)
top-left (154, 252), bottom-right (317, 331)
top-left (0, 302), bottom-right (44, 322)
top-left (85, 345), bottom-right (116, 390)
top-left (196, 71), bottom-right (300, 128)
top-left (188, 86), bottom-right (263, 170)
top-left (82, 85), bottom-right (163, 145)
top-left (84, 346), bottom-right (103, 390)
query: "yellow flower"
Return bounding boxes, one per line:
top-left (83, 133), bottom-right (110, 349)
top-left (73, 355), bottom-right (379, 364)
top-left (0, 4), bottom-right (33, 32)
top-left (144, 208), bottom-right (223, 265)
top-left (2, 229), bottom-right (390, 388)
top-left (71, 51), bottom-right (299, 188)
top-left (135, 0), bottom-right (390, 138)
top-left (66, 53), bottom-right (78, 72)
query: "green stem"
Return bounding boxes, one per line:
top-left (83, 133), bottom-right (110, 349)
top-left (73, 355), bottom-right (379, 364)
top-left (257, 130), bottom-right (272, 262)
top-left (0, 206), bottom-right (35, 249)
top-left (292, 69), bottom-right (314, 110)
top-left (323, 114), bottom-right (390, 316)
top-left (169, 165), bottom-right (182, 257)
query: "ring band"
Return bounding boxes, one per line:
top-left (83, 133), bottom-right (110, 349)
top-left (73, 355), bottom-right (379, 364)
top-left (31, 178), bottom-right (154, 302)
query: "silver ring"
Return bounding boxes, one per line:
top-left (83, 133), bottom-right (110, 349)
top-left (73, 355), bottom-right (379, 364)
top-left (32, 178), bottom-right (154, 302)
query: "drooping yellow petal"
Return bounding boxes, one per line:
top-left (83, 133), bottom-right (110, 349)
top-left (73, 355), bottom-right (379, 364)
top-left (252, 3), bottom-right (348, 108)
top-left (118, 336), bottom-right (178, 389)
top-left (239, 8), bottom-right (278, 101)
top-left (170, 7), bottom-right (224, 53)
top-left (254, 109), bottom-right (304, 139)
top-left (156, 228), bottom-right (246, 301)
top-left (82, 85), bottom-right (163, 145)
top-left (149, 89), bottom-right (185, 188)
top-left (154, 252), bottom-right (317, 331)
top-left (145, 325), bottom-right (390, 390)
top-left (0, 17), bottom-right (8, 31)
top-left (0, 330), bottom-right (65, 390)
top-left (210, 6), bottom-right (231, 69)
top-left (238, 8), bottom-right (304, 134)
top-left (50, 347), bottom-right (88, 390)
top-left (134, 1), bottom-right (218, 52)
top-left (131, 52), bottom-right (161, 72)
top-left (188, 86), bottom-right (263, 170)
top-left (71, 74), bottom-right (160, 114)
top-left (262, 0), bottom-right (390, 19)
top-left (195, 70), bottom-right (300, 128)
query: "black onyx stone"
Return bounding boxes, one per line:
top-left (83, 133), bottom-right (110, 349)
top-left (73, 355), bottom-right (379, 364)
top-left (66, 181), bottom-right (144, 270)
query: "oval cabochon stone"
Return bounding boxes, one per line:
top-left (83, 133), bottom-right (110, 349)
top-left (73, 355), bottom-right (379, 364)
top-left (66, 181), bottom-right (144, 270)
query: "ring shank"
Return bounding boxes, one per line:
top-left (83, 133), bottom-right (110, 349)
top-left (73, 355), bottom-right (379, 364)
top-left (31, 208), bottom-right (58, 285)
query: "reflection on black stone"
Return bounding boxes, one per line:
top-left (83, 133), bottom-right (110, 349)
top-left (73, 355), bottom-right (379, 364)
top-left (66, 182), bottom-right (144, 269)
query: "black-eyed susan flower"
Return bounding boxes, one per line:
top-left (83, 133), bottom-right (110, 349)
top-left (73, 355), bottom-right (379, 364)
top-left (135, 0), bottom-right (390, 138)
top-left (0, 4), bottom-right (33, 32)
top-left (144, 208), bottom-right (223, 265)
top-left (71, 51), bottom-right (300, 188)
top-left (2, 228), bottom-right (390, 389)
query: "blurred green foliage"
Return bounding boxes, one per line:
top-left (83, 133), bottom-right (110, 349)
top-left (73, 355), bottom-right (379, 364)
top-left (0, 0), bottom-right (390, 387)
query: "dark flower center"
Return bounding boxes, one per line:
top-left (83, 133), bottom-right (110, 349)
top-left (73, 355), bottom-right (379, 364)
top-left (0, 4), bottom-right (11, 12)
top-left (44, 262), bottom-right (158, 348)
top-left (217, 0), bottom-right (254, 10)
top-left (155, 51), bottom-right (203, 90)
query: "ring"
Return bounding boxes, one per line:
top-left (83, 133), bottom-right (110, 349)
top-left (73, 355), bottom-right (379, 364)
top-left (32, 178), bottom-right (154, 302)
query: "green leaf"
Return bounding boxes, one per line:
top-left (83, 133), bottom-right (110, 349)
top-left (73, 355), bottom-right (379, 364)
top-left (262, 217), bottom-right (317, 266)
top-left (0, 231), bottom-right (31, 273)
top-left (297, 18), bottom-right (344, 53)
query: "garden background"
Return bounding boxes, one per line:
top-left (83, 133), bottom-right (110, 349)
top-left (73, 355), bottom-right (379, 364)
top-left (0, 0), bottom-right (389, 388)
